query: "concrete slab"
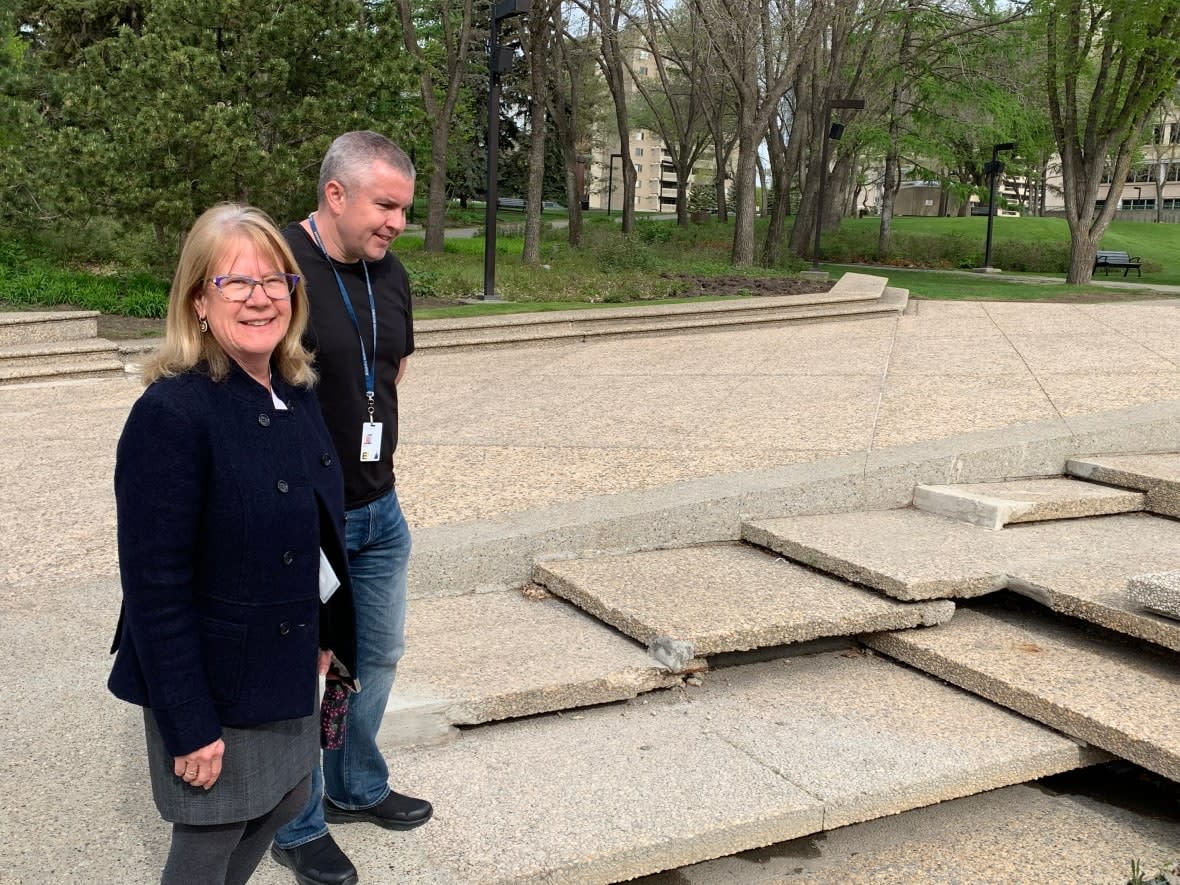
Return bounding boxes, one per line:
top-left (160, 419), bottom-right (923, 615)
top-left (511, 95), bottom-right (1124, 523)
top-left (743, 509), bottom-right (1009, 600)
top-left (533, 542), bottom-right (954, 658)
top-left (388, 590), bottom-right (683, 745)
top-left (288, 653), bottom-right (1094, 885)
top-left (864, 602), bottom-right (1180, 782)
top-left (913, 477), bottom-right (1144, 529)
top-left (1129, 571), bottom-right (1180, 621)
top-left (743, 510), bottom-right (1180, 605)
top-left (634, 774), bottom-right (1180, 885)
top-left (1010, 564), bottom-right (1180, 652)
top-left (1068, 452), bottom-right (1180, 517)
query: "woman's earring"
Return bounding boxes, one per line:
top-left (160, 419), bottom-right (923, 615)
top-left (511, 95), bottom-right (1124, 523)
top-left (199, 317), bottom-right (209, 334)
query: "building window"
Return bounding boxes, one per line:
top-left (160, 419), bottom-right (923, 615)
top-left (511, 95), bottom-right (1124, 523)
top-left (1163, 198), bottom-right (1180, 210)
top-left (1171, 125), bottom-right (1180, 144)
top-left (634, 147), bottom-right (643, 157)
top-left (1153, 126), bottom-right (1164, 144)
top-left (635, 131), bottom-right (643, 141)
top-left (635, 164), bottom-right (643, 173)
top-left (638, 66), bottom-right (649, 76)
top-left (1167, 163), bottom-right (1180, 182)
top-left (1129, 165), bottom-right (1153, 183)
top-left (1120, 198), bottom-right (1156, 210)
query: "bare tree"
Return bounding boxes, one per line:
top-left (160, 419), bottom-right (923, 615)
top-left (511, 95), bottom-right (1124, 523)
top-left (692, 0), bottom-right (829, 266)
top-left (624, 0), bottom-right (711, 224)
top-left (548, 3), bottom-right (601, 247)
top-left (521, 0), bottom-right (559, 264)
top-left (581, 0), bottom-right (637, 233)
top-left (395, 0), bottom-right (478, 253)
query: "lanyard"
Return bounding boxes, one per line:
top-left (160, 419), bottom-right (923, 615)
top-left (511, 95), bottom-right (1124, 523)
top-left (307, 214), bottom-right (378, 420)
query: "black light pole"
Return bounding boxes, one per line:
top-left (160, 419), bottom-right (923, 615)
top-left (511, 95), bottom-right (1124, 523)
top-left (483, 0), bottom-right (530, 301)
top-left (606, 152), bottom-right (622, 216)
top-left (982, 141), bottom-right (1016, 271)
top-left (813, 98), bottom-right (864, 270)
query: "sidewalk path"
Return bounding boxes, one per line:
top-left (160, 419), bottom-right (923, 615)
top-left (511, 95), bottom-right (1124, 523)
top-left (3, 296), bottom-right (1180, 881)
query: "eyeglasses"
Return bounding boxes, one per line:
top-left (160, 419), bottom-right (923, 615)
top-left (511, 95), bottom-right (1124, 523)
top-left (208, 273), bottom-right (300, 302)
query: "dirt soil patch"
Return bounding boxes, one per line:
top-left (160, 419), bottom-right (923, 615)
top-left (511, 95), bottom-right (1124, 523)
top-left (663, 274), bottom-right (833, 297)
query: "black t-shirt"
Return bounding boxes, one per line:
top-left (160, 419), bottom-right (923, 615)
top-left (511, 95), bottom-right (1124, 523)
top-left (284, 222), bottom-right (415, 509)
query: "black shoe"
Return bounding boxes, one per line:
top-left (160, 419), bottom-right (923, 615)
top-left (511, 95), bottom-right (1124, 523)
top-left (323, 791), bottom-right (433, 830)
top-left (270, 833), bottom-right (358, 885)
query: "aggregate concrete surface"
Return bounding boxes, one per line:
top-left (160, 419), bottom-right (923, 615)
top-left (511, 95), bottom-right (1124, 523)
top-left (6, 297), bottom-right (1180, 882)
top-left (865, 601), bottom-right (1180, 781)
top-left (534, 542), bottom-right (954, 656)
top-left (913, 476), bottom-right (1145, 529)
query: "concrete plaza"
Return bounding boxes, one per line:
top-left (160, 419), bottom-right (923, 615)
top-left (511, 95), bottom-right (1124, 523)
top-left (3, 296), bottom-right (1180, 882)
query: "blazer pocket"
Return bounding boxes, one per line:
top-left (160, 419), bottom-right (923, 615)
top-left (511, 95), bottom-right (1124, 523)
top-left (199, 616), bottom-right (247, 706)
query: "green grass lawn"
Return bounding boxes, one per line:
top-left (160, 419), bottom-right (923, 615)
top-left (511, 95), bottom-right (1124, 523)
top-left (844, 215), bottom-right (1180, 285)
top-left (3, 212), bottom-right (1179, 319)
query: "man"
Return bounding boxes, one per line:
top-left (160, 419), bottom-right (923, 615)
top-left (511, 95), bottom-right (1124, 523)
top-left (270, 131), bottom-right (430, 885)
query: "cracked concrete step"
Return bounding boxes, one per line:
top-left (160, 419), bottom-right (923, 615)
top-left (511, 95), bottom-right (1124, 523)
top-left (913, 477), bottom-right (1144, 529)
top-left (743, 507), bottom-right (1178, 609)
top-left (348, 652), bottom-right (1100, 885)
top-left (864, 600), bottom-right (1180, 782)
top-left (1128, 571), bottom-right (1180, 621)
top-left (385, 589), bottom-right (683, 746)
top-left (0, 310), bottom-right (99, 346)
top-left (1067, 452), bottom-right (1180, 517)
top-left (635, 772), bottom-right (1180, 885)
top-left (533, 542), bottom-right (954, 666)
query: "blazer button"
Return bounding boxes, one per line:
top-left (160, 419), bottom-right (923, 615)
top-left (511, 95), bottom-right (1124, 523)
top-left (321, 453), bottom-right (333, 467)
top-left (278, 621), bottom-right (291, 635)
top-left (276, 480), bottom-right (289, 493)
top-left (282, 551), bottom-right (295, 565)
top-left (258, 413), bottom-right (271, 427)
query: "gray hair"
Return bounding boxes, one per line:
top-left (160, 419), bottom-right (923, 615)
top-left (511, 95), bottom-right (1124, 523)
top-left (317, 131), bottom-right (416, 204)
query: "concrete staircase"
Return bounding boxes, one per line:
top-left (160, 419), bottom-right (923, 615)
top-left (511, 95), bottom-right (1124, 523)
top-left (414, 273), bottom-right (906, 350)
top-left (0, 311), bottom-right (124, 384)
top-left (367, 452), bottom-right (1180, 882)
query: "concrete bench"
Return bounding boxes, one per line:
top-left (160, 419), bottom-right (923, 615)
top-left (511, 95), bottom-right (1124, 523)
top-left (1094, 250), bottom-right (1142, 277)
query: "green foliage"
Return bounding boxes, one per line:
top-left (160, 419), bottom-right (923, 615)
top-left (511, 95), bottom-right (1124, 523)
top-left (11, 0), bottom-right (421, 268)
top-left (0, 259), bottom-right (168, 316)
top-left (1127, 858), bottom-right (1179, 885)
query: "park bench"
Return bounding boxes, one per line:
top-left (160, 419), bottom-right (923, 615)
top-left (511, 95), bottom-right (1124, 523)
top-left (1094, 250), bottom-right (1143, 277)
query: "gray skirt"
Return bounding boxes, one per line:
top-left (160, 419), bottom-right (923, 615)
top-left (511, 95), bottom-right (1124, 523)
top-left (143, 708), bottom-right (318, 825)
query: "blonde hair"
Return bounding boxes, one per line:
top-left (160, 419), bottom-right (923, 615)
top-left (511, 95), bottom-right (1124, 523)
top-left (144, 204), bottom-right (317, 388)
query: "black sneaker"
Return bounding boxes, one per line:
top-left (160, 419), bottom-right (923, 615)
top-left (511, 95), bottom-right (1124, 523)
top-left (270, 832), bottom-right (358, 885)
top-left (323, 791), bottom-right (433, 830)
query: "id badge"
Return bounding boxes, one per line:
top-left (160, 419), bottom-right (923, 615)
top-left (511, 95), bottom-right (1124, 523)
top-left (359, 422), bottom-right (383, 461)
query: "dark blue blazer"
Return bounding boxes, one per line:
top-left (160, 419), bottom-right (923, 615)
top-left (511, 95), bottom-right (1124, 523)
top-left (108, 364), bottom-right (357, 757)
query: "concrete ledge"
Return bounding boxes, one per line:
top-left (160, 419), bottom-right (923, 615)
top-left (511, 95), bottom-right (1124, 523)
top-left (408, 398), bottom-right (1180, 598)
top-left (0, 310), bottom-right (99, 346)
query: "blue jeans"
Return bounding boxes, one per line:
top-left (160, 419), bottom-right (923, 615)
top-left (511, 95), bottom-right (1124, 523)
top-left (274, 488), bottom-right (411, 849)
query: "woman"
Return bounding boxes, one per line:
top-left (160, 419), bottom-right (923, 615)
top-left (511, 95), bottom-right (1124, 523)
top-left (108, 204), bottom-right (357, 884)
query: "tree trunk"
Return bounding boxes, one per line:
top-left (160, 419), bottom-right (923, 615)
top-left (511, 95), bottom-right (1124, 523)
top-left (1068, 229), bottom-right (1098, 281)
top-left (424, 127), bottom-right (449, 253)
top-left (730, 124), bottom-right (758, 266)
top-left (760, 115), bottom-right (791, 267)
top-left (522, 12), bottom-right (550, 265)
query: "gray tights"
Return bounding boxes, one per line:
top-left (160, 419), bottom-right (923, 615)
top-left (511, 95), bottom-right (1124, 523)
top-left (160, 775), bottom-right (310, 885)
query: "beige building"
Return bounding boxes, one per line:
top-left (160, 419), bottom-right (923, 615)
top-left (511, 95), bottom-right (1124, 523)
top-left (585, 47), bottom-right (713, 214)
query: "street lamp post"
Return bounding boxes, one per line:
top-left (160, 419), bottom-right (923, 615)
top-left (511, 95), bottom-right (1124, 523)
top-left (482, 0), bottom-right (530, 301)
top-left (981, 141), bottom-right (1017, 272)
top-left (813, 98), bottom-right (865, 270)
top-left (606, 153), bottom-right (622, 217)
